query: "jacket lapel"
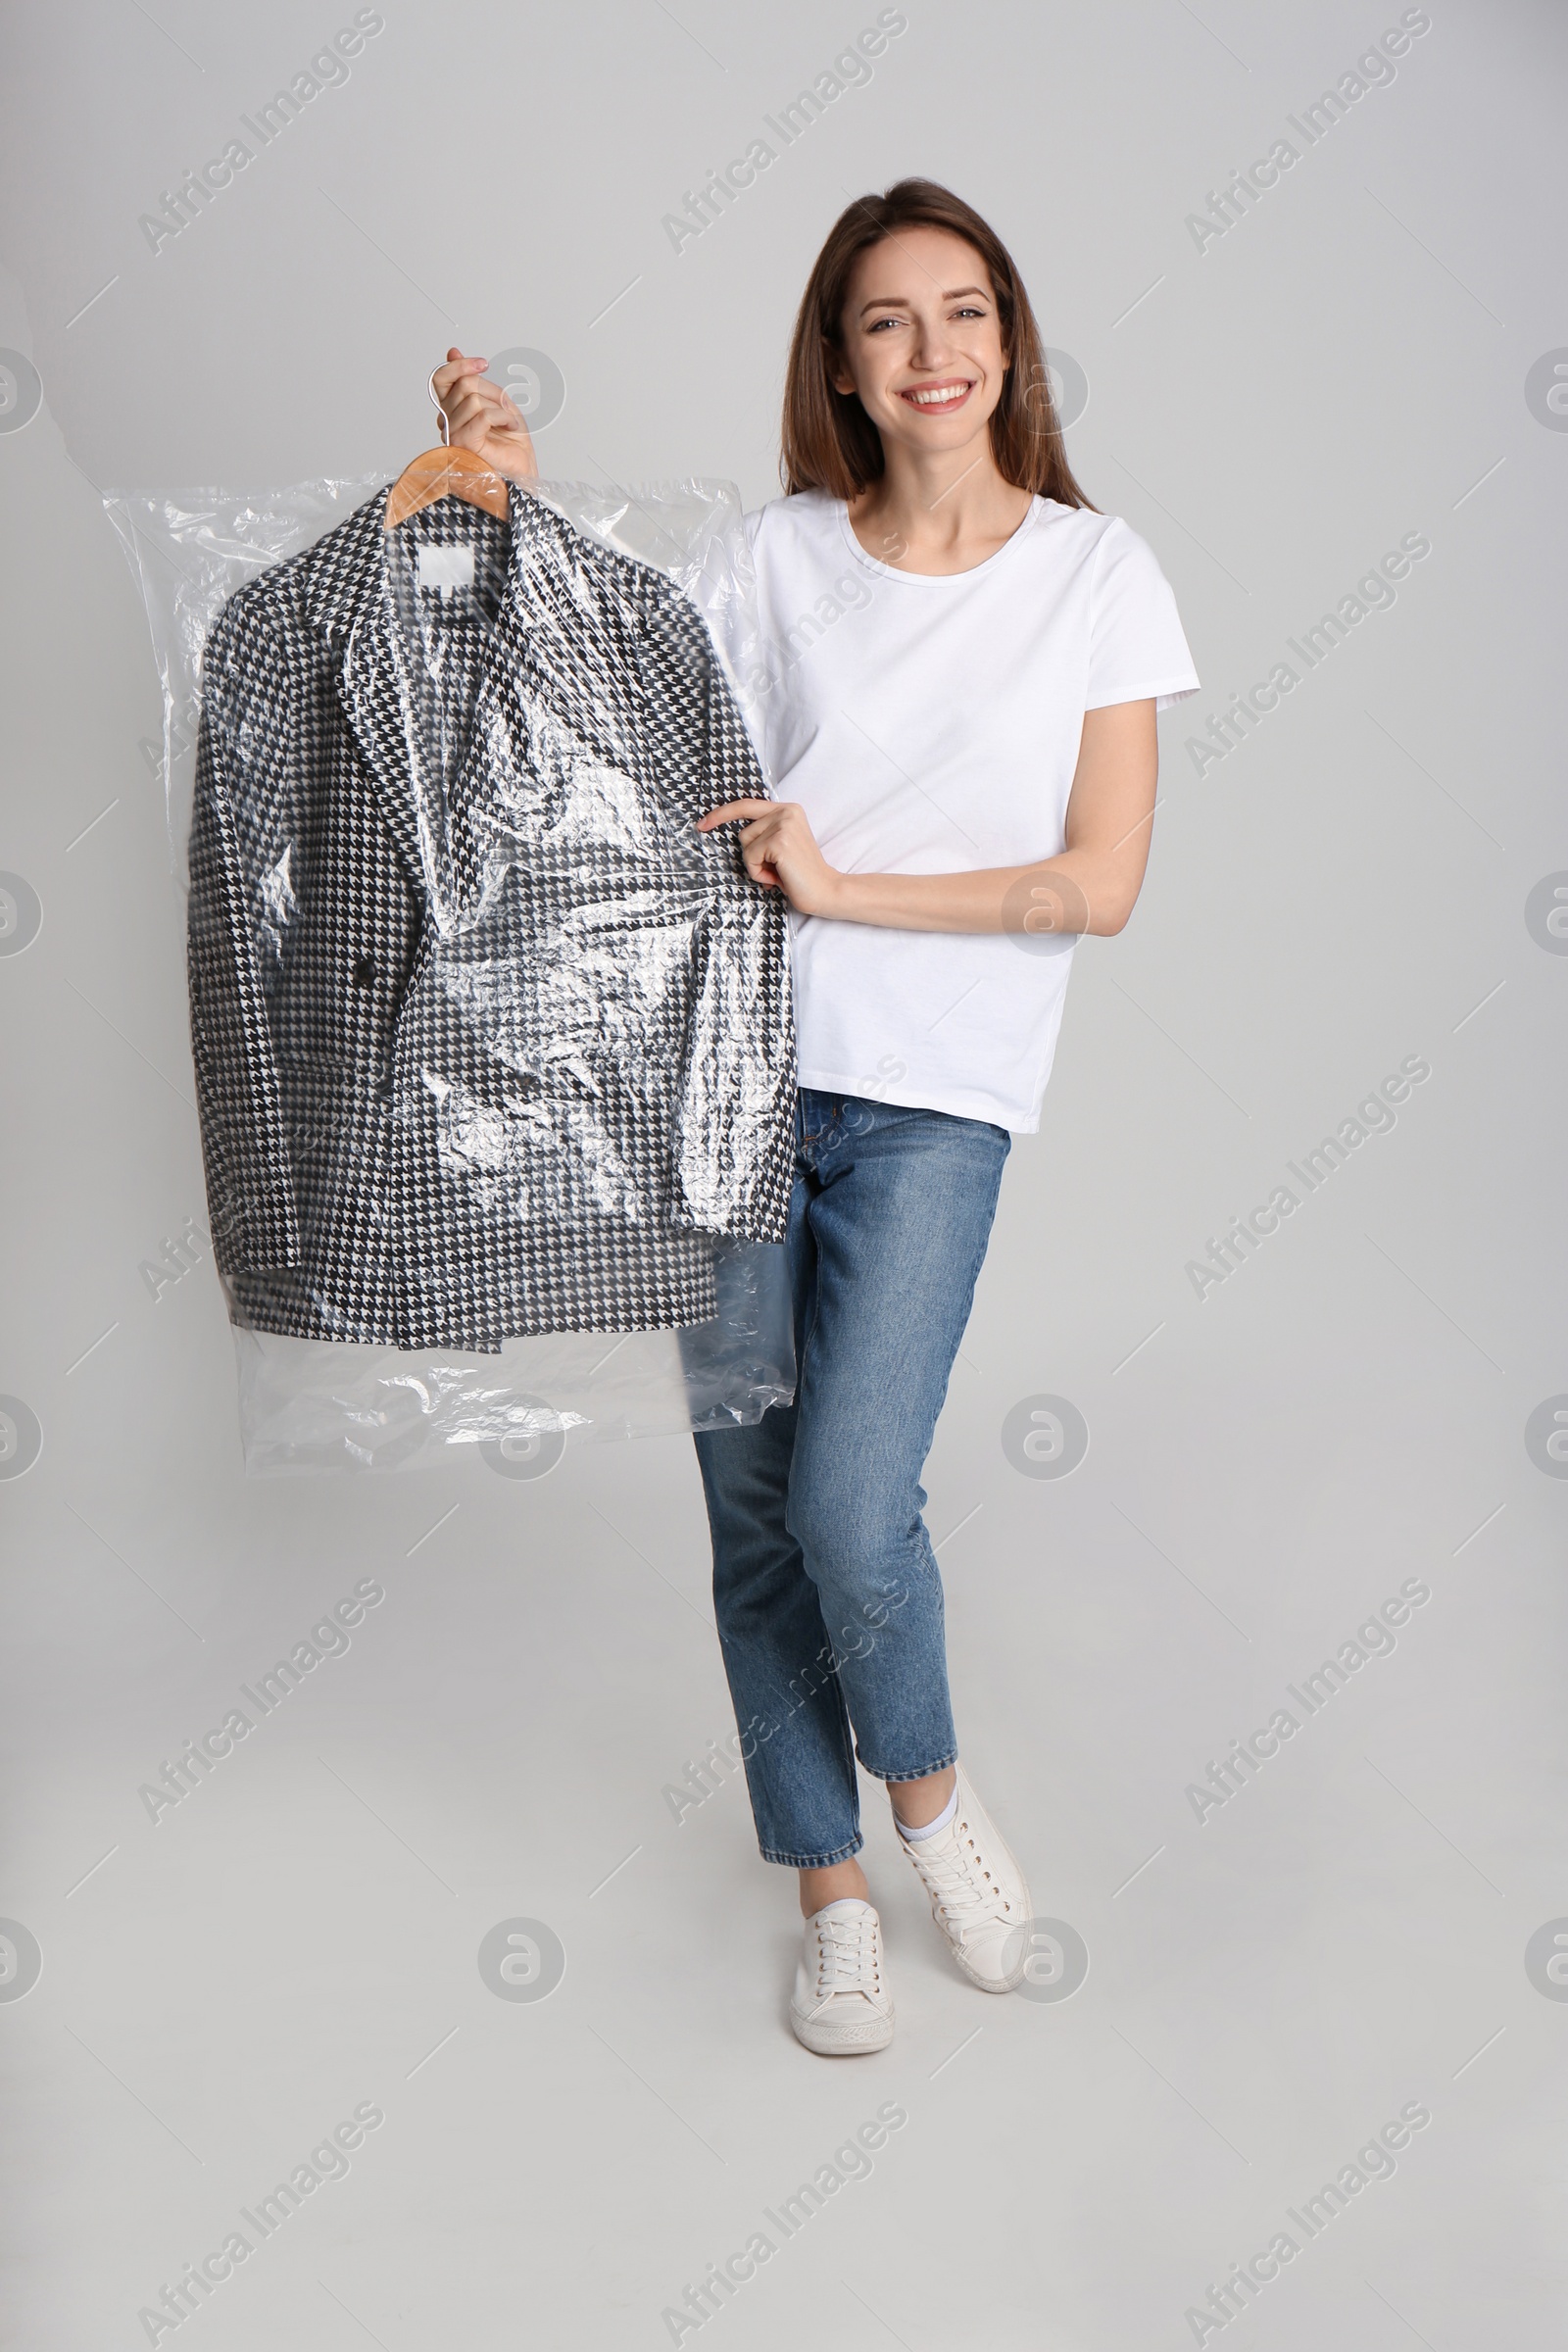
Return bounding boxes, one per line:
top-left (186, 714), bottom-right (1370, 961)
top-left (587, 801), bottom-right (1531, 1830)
top-left (303, 486), bottom-right (428, 892)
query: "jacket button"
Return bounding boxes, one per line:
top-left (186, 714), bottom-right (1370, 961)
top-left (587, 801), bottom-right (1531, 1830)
top-left (354, 955), bottom-right (376, 989)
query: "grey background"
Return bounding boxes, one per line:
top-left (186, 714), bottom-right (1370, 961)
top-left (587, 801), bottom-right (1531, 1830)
top-left (2, 0), bottom-right (1566, 2344)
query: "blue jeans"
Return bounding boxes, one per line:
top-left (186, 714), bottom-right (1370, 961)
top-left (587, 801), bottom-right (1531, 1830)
top-left (693, 1090), bottom-right (1010, 1868)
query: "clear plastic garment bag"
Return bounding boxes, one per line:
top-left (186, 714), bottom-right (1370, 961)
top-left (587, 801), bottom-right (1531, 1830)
top-left (107, 465), bottom-right (797, 1471)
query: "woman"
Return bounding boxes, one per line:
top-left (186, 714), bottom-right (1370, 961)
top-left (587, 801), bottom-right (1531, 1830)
top-left (431, 178), bottom-right (1199, 2055)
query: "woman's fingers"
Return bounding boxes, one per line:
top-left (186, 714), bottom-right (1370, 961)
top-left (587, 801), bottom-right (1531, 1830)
top-left (425, 348), bottom-right (539, 481)
top-left (696, 799), bottom-right (833, 912)
top-left (700, 800), bottom-right (794, 887)
top-left (444, 379), bottom-right (511, 427)
top-left (433, 358), bottom-right (520, 446)
top-left (489, 392), bottom-right (534, 440)
top-left (742, 821), bottom-right (790, 886)
top-left (697, 799), bottom-right (776, 830)
top-left (442, 378), bottom-right (527, 459)
top-left (431, 350), bottom-right (488, 402)
top-left (444, 391), bottom-right (500, 438)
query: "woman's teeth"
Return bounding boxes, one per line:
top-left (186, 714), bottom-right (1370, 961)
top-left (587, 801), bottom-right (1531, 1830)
top-left (902, 383), bottom-right (970, 406)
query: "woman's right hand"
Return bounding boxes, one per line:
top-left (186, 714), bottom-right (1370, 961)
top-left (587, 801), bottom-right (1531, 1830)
top-left (430, 348), bottom-right (538, 481)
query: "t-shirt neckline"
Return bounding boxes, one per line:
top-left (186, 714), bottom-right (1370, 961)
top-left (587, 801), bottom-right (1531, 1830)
top-left (834, 493), bottom-right (1045, 587)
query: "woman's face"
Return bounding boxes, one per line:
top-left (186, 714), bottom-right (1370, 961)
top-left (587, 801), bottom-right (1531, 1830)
top-left (829, 225), bottom-right (1009, 462)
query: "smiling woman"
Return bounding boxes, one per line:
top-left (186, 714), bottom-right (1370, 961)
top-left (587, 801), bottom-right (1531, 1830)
top-left (430, 173), bottom-right (1199, 2056)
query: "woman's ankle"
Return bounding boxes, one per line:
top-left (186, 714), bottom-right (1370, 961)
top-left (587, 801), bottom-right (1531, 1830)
top-left (888, 1764), bottom-right (956, 1830)
top-left (799, 1856), bottom-right (870, 1915)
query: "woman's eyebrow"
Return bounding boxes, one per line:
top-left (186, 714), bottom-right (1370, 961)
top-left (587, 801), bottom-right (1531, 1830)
top-left (857, 284), bottom-right (990, 316)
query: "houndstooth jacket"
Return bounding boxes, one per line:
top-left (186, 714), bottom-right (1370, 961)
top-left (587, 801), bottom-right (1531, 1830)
top-left (188, 481), bottom-right (795, 1351)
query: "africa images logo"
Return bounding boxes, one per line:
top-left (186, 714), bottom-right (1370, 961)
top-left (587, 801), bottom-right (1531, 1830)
top-left (661, 12), bottom-right (909, 253)
top-left (137, 11), bottom-right (386, 253)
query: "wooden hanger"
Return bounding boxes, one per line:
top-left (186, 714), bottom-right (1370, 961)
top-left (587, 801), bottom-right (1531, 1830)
top-left (385, 443), bottom-right (510, 530)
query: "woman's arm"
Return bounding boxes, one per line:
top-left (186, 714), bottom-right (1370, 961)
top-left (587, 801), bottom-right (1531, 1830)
top-left (699, 697), bottom-right (1159, 939)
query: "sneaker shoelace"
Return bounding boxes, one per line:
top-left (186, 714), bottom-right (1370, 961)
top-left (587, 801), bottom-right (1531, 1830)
top-left (907, 1816), bottom-right (1011, 1932)
top-left (812, 1912), bottom-right (883, 2000)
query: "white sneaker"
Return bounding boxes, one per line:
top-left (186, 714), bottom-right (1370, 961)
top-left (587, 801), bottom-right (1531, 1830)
top-left (789, 1898), bottom-right (895, 2055)
top-left (898, 1765), bottom-right (1031, 1991)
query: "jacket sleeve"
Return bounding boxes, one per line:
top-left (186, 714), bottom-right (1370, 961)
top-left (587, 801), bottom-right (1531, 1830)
top-left (665, 636), bottom-right (797, 1244)
top-left (186, 594), bottom-right (303, 1273)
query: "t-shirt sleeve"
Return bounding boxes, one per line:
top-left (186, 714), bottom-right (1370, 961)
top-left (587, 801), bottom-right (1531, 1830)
top-left (1085, 517), bottom-right (1200, 713)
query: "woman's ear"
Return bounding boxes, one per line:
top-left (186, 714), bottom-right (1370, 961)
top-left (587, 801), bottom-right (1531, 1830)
top-left (824, 340), bottom-right (856, 397)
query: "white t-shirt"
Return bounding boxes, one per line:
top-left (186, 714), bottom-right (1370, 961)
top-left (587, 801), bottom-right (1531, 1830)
top-left (716, 490), bottom-right (1200, 1134)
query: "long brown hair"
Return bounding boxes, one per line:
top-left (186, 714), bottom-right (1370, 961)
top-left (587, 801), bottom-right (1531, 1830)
top-left (780, 177), bottom-right (1094, 509)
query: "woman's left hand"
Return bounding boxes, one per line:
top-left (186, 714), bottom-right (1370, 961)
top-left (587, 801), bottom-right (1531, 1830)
top-left (698, 799), bottom-right (846, 917)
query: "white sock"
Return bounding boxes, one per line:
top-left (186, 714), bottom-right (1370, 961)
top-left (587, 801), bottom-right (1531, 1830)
top-left (897, 1782), bottom-right (958, 1843)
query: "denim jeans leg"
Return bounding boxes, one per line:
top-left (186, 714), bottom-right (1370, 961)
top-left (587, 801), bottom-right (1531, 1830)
top-left (782, 1098), bottom-right (1008, 1785)
top-left (695, 1139), bottom-right (862, 1869)
top-left (695, 1387), bottom-right (864, 1869)
top-left (696, 1091), bottom-right (1009, 1869)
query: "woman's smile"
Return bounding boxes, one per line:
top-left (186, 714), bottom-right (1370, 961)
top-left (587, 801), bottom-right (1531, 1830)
top-left (896, 377), bottom-right (976, 410)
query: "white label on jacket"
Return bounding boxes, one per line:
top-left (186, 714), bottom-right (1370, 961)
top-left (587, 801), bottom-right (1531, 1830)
top-left (417, 544), bottom-right (475, 592)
